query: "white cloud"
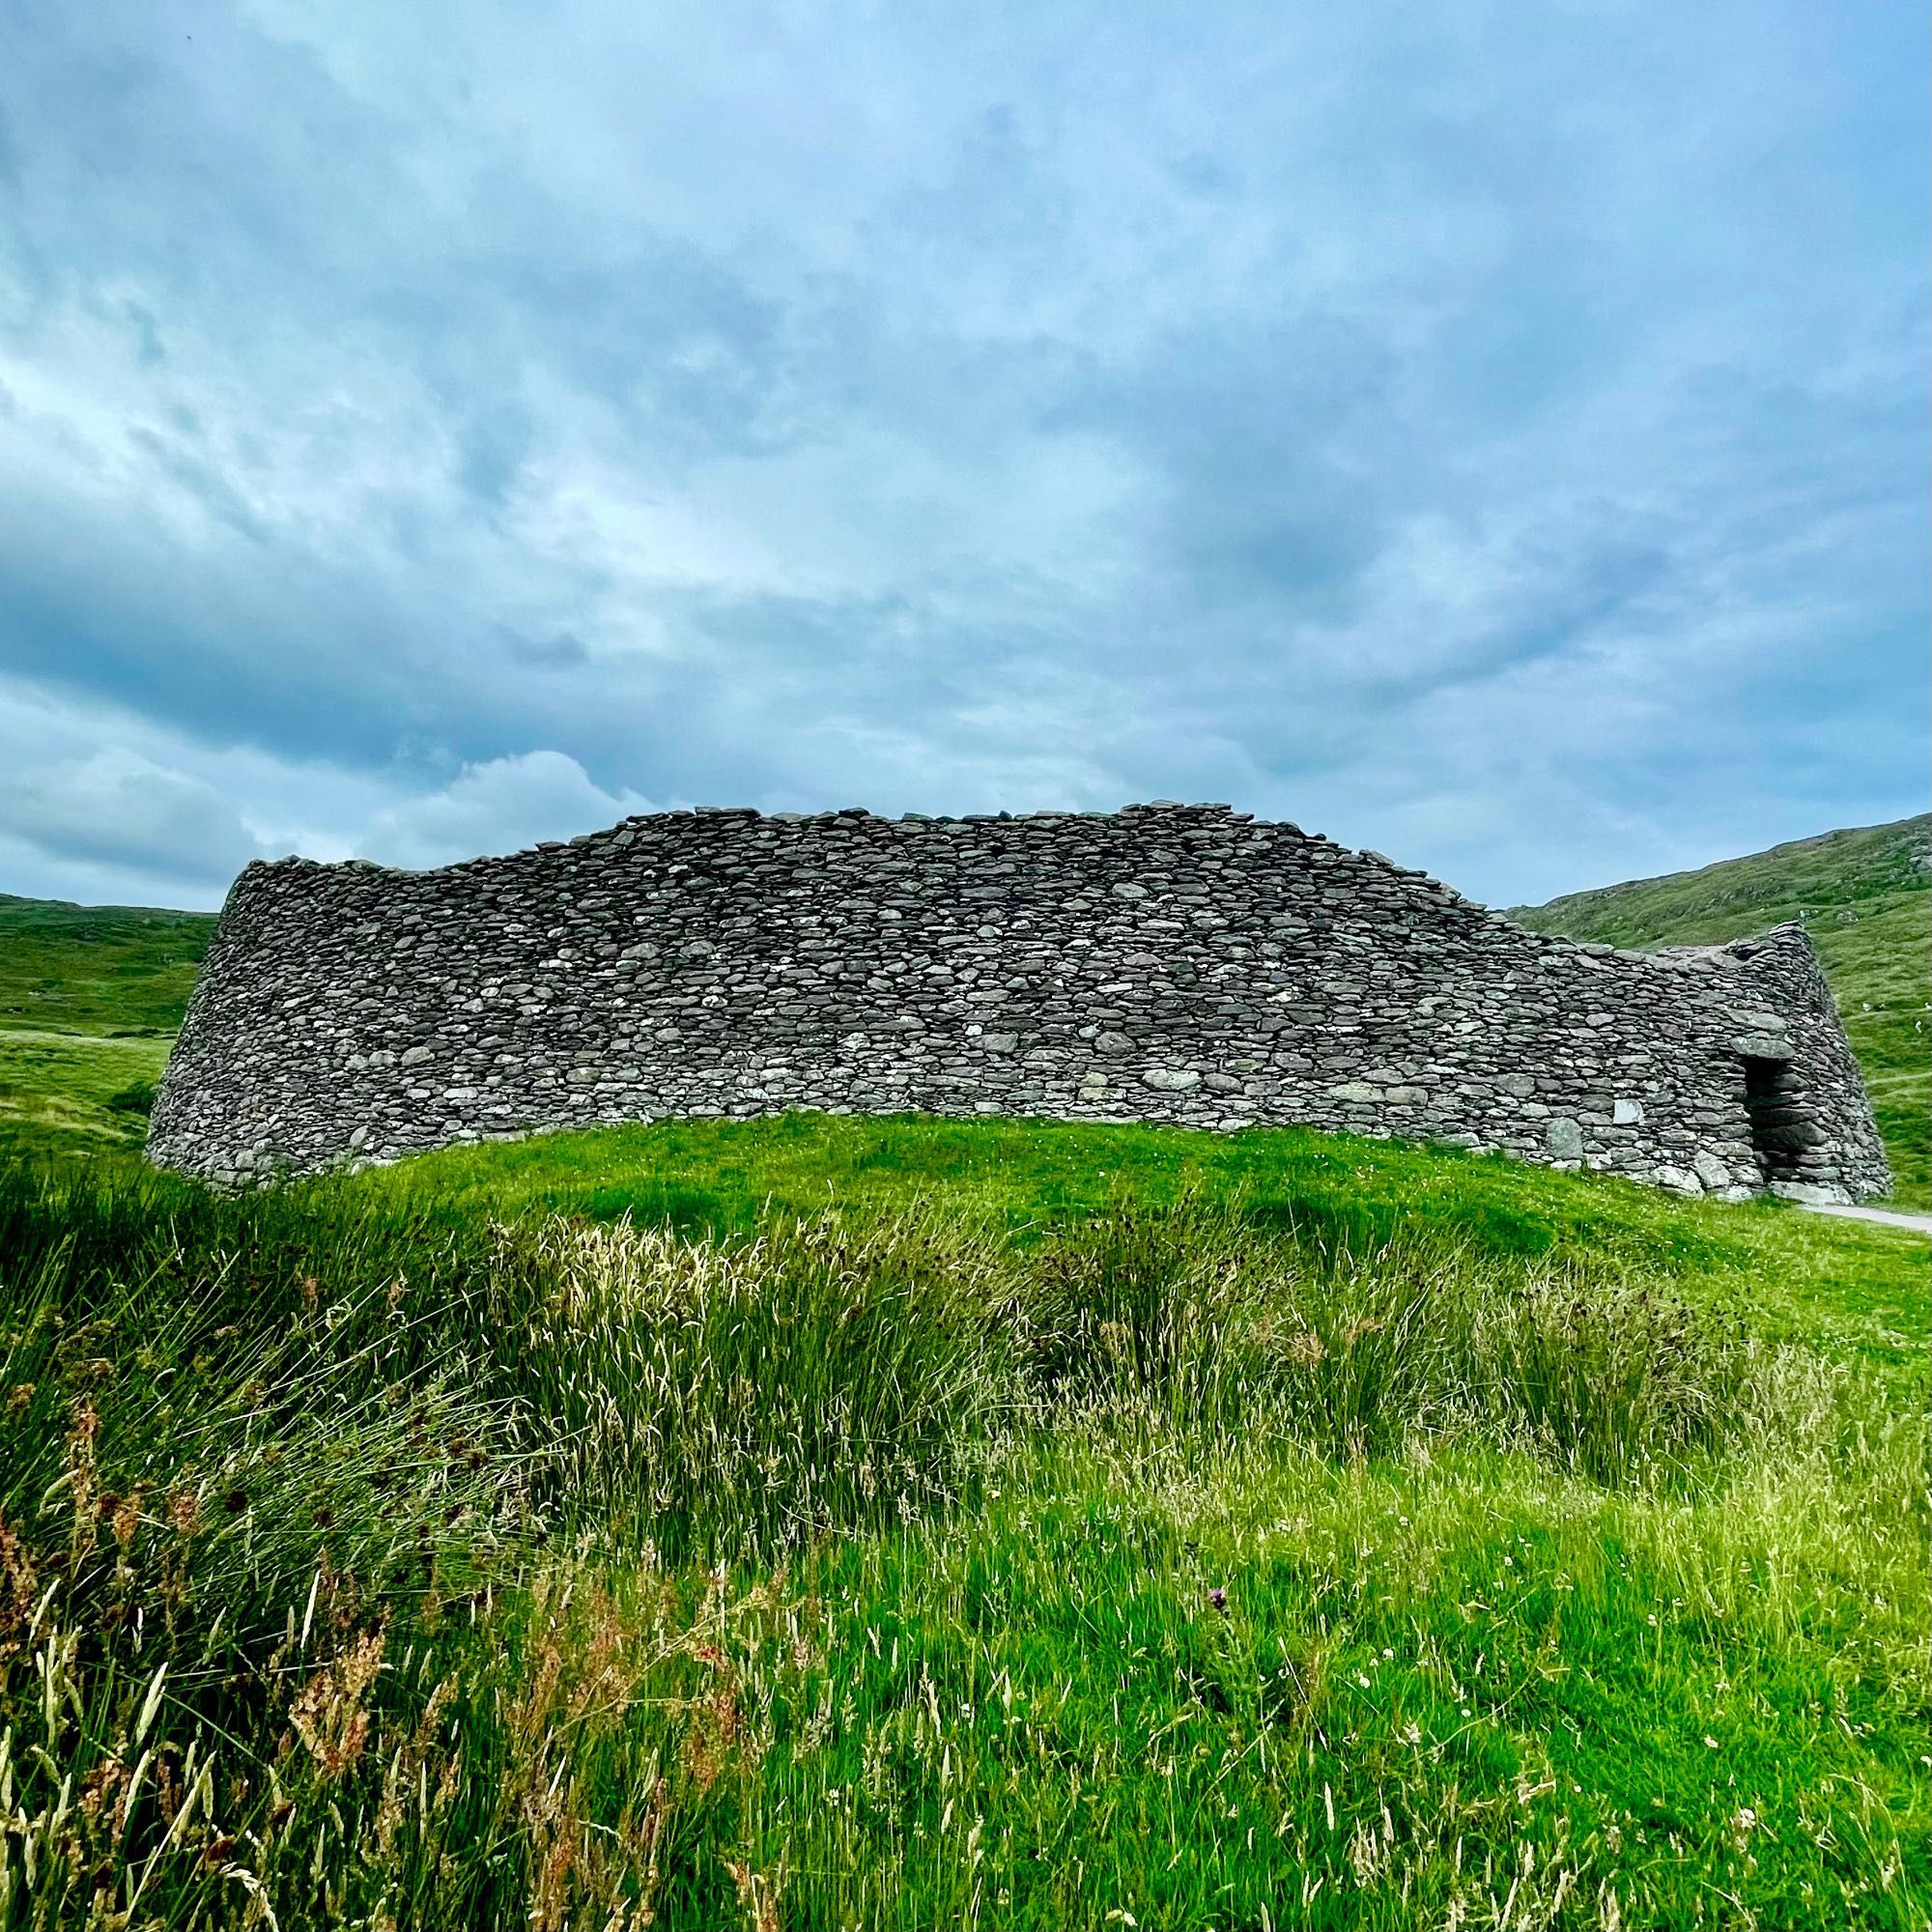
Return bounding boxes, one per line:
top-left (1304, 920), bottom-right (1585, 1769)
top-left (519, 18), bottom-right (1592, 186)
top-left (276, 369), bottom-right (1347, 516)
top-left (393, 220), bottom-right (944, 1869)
top-left (0, 681), bottom-right (654, 903)
top-left (356, 751), bottom-right (653, 870)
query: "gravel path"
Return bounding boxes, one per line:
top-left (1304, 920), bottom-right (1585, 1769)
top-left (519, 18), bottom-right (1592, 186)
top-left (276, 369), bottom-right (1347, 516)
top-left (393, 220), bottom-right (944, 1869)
top-left (1801, 1200), bottom-right (1932, 1236)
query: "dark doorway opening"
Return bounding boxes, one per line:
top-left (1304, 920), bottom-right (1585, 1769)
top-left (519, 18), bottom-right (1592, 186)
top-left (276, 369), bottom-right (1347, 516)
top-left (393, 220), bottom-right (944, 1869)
top-left (1741, 1055), bottom-right (1814, 1183)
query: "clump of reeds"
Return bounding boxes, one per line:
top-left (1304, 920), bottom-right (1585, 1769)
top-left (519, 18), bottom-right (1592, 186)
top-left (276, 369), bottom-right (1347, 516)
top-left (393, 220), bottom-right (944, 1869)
top-left (487, 1205), bottom-right (1028, 1556)
top-left (1021, 1196), bottom-right (1773, 1477)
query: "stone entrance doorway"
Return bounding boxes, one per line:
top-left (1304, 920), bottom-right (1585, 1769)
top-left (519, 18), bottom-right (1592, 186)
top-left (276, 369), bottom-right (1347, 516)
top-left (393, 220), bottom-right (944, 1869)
top-left (1741, 1055), bottom-right (1814, 1185)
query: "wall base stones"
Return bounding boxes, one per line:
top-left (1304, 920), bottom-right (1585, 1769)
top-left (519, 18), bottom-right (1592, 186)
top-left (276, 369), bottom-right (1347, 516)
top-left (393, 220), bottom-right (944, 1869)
top-left (148, 804), bottom-right (1892, 1202)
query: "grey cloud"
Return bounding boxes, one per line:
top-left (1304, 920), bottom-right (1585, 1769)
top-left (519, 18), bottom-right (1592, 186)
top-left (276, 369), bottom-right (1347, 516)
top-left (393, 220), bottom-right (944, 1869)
top-left (0, 750), bottom-right (265, 886)
top-left (127, 426), bottom-right (270, 543)
top-left (455, 405), bottom-right (535, 507)
top-left (0, 0), bottom-right (1921, 910)
top-left (504, 629), bottom-right (589, 670)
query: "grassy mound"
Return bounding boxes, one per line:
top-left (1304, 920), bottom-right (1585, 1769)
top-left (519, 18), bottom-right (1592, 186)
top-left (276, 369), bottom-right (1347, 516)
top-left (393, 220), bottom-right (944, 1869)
top-left (1515, 813), bottom-right (1931, 1206)
top-left (1, 1115), bottom-right (1924, 1928)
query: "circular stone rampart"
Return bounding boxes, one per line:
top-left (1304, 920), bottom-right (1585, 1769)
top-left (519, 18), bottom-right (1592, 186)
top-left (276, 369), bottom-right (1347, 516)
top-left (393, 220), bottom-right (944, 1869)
top-left (148, 803), bottom-right (1891, 1201)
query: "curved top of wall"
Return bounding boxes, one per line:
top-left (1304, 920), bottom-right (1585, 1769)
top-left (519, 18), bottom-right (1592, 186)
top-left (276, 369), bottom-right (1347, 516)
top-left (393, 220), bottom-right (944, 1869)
top-left (222, 803), bottom-right (1708, 968)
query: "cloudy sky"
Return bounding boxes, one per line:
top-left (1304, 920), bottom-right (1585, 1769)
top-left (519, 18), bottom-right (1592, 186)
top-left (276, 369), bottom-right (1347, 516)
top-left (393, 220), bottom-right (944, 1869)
top-left (2, 2), bottom-right (1924, 911)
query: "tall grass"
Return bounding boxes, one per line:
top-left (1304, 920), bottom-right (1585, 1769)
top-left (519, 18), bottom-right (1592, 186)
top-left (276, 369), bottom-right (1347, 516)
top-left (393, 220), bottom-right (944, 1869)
top-left (0, 1152), bottom-right (1922, 1928)
top-left (1024, 1199), bottom-right (1768, 1478)
top-left (490, 1208), bottom-right (1026, 1554)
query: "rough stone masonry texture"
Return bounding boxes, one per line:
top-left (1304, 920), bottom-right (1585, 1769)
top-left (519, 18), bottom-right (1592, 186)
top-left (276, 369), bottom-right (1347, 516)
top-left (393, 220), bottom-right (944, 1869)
top-left (148, 804), bottom-right (1891, 1203)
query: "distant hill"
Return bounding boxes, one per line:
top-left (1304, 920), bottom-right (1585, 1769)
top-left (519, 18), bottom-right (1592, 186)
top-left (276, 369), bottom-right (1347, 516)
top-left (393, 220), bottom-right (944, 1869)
top-left (0, 893), bottom-right (216, 1155)
top-left (0, 893), bottom-right (216, 1034)
top-left (1513, 814), bottom-right (1930, 1206)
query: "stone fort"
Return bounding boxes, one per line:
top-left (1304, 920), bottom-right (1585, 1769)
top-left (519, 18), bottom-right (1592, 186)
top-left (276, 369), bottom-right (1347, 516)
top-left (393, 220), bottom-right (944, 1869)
top-left (148, 803), bottom-right (1889, 1202)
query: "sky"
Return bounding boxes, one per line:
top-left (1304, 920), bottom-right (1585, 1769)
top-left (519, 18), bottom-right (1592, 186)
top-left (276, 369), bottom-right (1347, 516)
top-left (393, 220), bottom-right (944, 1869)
top-left (1, 1), bottom-right (1925, 913)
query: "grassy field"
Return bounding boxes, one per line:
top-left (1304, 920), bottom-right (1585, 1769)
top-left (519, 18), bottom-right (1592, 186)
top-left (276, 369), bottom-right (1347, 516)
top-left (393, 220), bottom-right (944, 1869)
top-left (0, 834), bottom-right (1925, 1926)
top-left (1515, 814), bottom-right (1931, 1207)
top-left (0, 1116), bottom-right (1925, 1928)
top-left (0, 893), bottom-right (213, 1157)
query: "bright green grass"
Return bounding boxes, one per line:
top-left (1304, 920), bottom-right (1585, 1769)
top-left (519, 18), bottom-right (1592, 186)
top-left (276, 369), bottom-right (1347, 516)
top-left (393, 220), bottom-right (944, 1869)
top-left (0, 891), bottom-right (213, 1150)
top-left (0, 838), bottom-right (1925, 1925)
top-left (0, 1025), bottom-right (172, 1150)
top-left (1514, 814), bottom-right (1931, 1207)
top-left (682, 1425), bottom-right (1926, 1928)
top-left (0, 891), bottom-right (213, 1034)
top-left (1, 1117), bottom-right (1925, 1928)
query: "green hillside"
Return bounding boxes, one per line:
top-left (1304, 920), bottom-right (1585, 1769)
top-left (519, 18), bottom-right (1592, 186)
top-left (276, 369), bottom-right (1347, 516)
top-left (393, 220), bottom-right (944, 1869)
top-left (0, 892), bottom-right (215, 1153)
top-left (1514, 814), bottom-right (1931, 1207)
top-left (0, 891), bottom-right (215, 1032)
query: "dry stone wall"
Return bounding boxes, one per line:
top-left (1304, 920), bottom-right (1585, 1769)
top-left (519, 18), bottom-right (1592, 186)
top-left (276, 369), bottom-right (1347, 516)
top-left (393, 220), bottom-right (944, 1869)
top-left (149, 803), bottom-right (1890, 1202)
